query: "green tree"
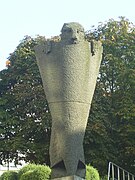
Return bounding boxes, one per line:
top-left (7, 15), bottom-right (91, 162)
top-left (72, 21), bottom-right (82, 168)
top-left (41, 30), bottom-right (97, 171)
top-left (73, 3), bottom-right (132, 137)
top-left (0, 80), bottom-right (19, 166)
top-left (0, 36), bottom-right (51, 165)
top-left (84, 17), bottom-right (135, 175)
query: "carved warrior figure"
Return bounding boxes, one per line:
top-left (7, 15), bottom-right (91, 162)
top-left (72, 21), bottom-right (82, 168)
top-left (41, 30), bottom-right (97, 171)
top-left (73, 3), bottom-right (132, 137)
top-left (34, 22), bottom-right (103, 179)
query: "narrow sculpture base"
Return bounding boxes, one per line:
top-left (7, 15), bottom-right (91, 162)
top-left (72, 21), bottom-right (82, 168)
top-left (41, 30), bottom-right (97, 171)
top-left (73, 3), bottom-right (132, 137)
top-left (52, 175), bottom-right (85, 180)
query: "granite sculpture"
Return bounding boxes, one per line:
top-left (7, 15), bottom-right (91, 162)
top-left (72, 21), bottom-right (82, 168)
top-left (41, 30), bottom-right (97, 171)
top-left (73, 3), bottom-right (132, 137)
top-left (34, 22), bottom-right (103, 179)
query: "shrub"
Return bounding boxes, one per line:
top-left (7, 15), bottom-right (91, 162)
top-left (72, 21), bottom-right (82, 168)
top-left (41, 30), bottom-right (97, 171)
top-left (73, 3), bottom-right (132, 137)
top-left (86, 165), bottom-right (100, 180)
top-left (20, 171), bottom-right (35, 180)
top-left (18, 163), bottom-right (51, 180)
top-left (100, 175), bottom-right (108, 180)
top-left (17, 164), bottom-right (37, 179)
top-left (0, 171), bottom-right (18, 180)
top-left (20, 168), bottom-right (50, 180)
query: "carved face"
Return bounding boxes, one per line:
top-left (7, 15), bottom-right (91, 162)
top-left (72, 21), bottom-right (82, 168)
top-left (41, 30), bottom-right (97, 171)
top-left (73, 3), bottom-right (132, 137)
top-left (60, 22), bottom-right (85, 44)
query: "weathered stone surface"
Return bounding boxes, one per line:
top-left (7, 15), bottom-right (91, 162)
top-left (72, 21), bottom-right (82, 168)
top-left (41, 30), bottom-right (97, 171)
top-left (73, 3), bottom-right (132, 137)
top-left (34, 22), bottom-right (103, 179)
top-left (52, 175), bottom-right (85, 180)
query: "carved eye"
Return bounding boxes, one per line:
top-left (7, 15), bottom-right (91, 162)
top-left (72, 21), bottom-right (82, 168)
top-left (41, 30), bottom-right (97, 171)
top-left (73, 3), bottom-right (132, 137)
top-left (67, 28), bottom-right (72, 33)
top-left (77, 30), bottom-right (80, 33)
top-left (63, 28), bottom-right (72, 33)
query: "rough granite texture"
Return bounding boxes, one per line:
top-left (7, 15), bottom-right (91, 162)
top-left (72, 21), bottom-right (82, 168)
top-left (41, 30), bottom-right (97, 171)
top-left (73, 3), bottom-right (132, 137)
top-left (52, 175), bottom-right (84, 180)
top-left (34, 22), bottom-right (103, 179)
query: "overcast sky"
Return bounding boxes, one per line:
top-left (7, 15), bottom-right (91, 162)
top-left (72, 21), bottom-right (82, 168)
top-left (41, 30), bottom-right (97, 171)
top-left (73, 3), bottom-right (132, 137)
top-left (0, 0), bottom-right (134, 70)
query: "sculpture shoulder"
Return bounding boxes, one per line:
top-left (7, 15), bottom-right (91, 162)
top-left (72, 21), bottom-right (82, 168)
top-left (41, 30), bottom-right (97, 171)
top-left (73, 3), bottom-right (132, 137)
top-left (34, 36), bottom-right (61, 55)
top-left (89, 40), bottom-right (103, 56)
top-left (34, 42), bottom-right (47, 55)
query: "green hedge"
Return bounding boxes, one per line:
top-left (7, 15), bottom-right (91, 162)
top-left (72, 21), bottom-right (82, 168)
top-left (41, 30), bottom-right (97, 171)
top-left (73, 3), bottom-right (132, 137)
top-left (0, 163), bottom-right (101, 180)
top-left (20, 169), bottom-right (50, 180)
top-left (0, 171), bottom-right (18, 180)
top-left (86, 165), bottom-right (100, 180)
top-left (18, 164), bottom-right (37, 179)
top-left (18, 164), bottom-right (51, 180)
top-left (100, 175), bottom-right (108, 180)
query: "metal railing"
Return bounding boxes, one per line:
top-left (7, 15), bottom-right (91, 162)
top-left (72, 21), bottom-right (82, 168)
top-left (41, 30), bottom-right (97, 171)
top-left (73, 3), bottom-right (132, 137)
top-left (108, 162), bottom-right (135, 180)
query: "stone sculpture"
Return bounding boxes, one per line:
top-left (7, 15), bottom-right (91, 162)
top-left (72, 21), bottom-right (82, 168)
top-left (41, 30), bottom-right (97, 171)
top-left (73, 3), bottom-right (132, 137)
top-left (34, 22), bottom-right (103, 179)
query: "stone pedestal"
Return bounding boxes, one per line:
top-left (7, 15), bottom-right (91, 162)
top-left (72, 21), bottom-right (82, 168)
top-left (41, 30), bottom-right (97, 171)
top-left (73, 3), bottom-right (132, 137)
top-left (52, 175), bottom-right (85, 180)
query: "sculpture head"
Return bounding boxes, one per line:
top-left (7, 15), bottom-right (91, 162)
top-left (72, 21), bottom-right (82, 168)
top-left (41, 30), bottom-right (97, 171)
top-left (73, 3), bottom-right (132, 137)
top-left (60, 22), bottom-right (85, 44)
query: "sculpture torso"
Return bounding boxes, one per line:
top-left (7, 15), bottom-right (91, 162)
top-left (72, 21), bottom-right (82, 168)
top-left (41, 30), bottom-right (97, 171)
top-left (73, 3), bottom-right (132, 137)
top-left (37, 40), bottom-right (92, 104)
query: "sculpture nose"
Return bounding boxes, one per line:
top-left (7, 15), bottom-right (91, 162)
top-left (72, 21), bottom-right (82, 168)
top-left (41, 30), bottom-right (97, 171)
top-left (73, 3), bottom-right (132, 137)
top-left (71, 31), bottom-right (78, 41)
top-left (72, 37), bottom-right (77, 41)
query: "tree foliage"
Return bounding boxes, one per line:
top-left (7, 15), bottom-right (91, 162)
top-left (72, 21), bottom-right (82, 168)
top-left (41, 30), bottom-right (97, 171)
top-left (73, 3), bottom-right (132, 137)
top-left (0, 17), bottom-right (135, 176)
top-left (0, 36), bottom-right (51, 165)
top-left (85, 17), bottom-right (135, 175)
